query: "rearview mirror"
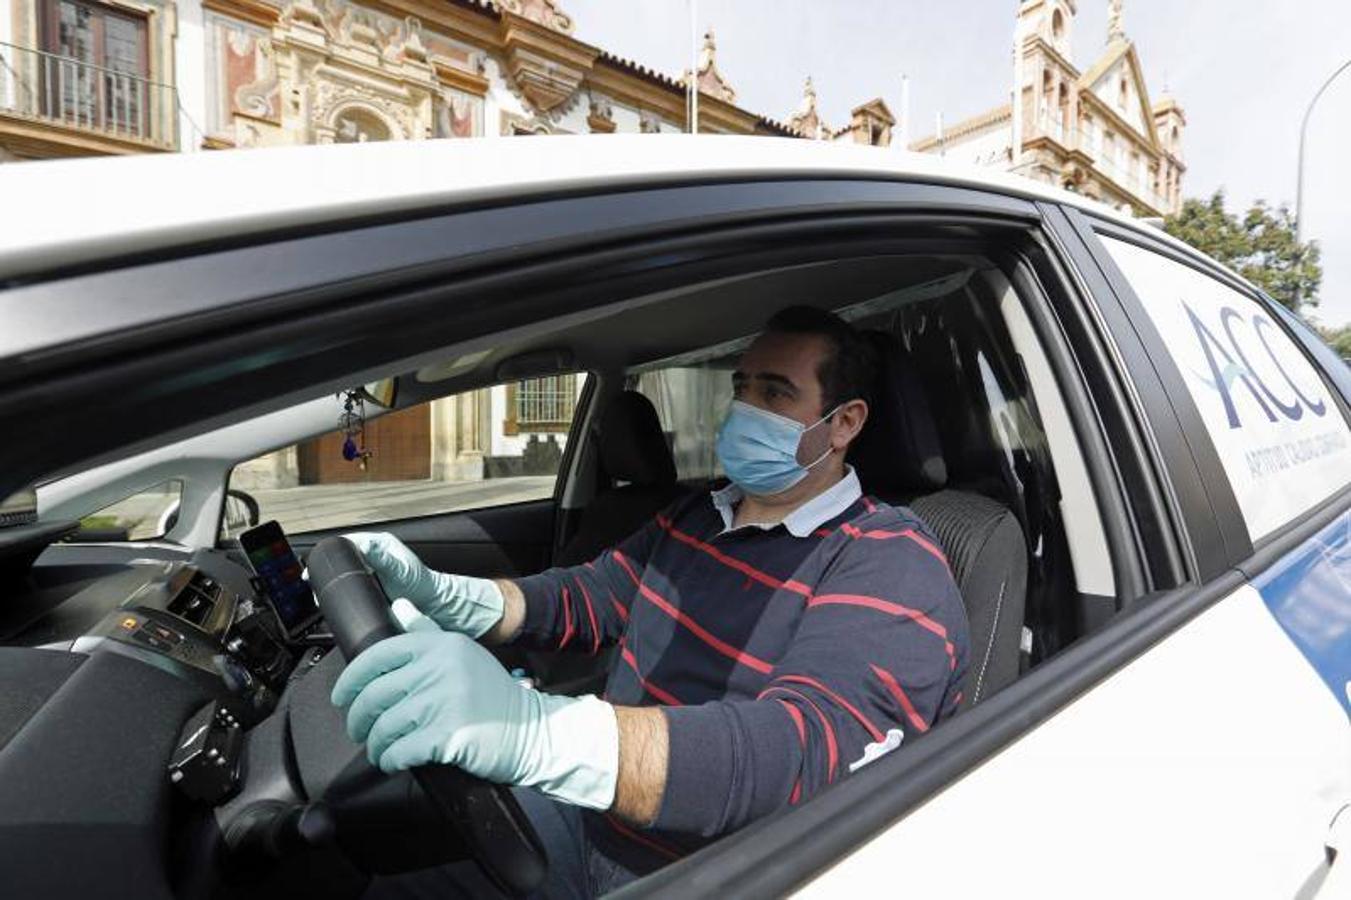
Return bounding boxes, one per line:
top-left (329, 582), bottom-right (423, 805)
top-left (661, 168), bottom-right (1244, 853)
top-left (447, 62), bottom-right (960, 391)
top-left (359, 378), bottom-right (398, 409)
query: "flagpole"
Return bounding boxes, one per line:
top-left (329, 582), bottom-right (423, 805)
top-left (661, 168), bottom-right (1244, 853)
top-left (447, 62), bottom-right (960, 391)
top-left (689, 0), bottom-right (699, 134)
top-left (899, 74), bottom-right (910, 150)
top-left (1011, 15), bottom-right (1023, 169)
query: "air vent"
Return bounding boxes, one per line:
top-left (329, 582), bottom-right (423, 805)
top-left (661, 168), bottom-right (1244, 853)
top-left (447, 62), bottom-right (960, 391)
top-left (169, 571), bottom-right (221, 627)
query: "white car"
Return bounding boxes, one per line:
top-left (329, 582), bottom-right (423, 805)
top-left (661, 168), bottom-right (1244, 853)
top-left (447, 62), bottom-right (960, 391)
top-left (0, 136), bottom-right (1347, 899)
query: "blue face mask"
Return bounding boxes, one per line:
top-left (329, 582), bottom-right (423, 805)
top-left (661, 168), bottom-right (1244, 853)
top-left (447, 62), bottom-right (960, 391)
top-left (715, 400), bottom-right (838, 496)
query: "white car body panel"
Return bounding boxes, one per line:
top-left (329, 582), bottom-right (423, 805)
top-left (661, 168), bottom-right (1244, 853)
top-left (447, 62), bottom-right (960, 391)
top-left (798, 583), bottom-right (1350, 899)
top-left (0, 134), bottom-right (1185, 281)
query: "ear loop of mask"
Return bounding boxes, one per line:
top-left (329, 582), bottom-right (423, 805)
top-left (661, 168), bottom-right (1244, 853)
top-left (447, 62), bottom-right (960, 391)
top-left (798, 404), bottom-right (842, 472)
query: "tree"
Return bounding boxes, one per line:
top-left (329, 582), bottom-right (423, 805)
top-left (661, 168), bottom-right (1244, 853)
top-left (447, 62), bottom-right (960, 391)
top-left (1164, 190), bottom-right (1322, 312)
top-left (1319, 324), bottom-right (1351, 361)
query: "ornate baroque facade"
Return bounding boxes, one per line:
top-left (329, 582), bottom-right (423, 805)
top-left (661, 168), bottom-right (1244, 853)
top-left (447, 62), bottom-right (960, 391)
top-left (0, 0), bottom-right (799, 164)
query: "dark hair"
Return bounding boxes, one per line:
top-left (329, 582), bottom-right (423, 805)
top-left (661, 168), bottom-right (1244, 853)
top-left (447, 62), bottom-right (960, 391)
top-left (762, 306), bottom-right (877, 414)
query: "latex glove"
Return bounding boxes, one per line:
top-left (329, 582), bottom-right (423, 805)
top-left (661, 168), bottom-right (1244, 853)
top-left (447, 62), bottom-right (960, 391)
top-left (342, 532), bottom-right (504, 638)
top-left (330, 629), bottom-right (619, 811)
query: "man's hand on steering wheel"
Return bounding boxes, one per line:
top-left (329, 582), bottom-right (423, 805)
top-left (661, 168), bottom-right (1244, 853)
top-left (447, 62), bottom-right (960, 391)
top-left (330, 621), bottom-right (620, 811)
top-left (342, 533), bottom-right (505, 638)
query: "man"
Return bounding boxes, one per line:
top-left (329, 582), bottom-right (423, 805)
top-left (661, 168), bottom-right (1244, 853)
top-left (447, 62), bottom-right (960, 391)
top-left (334, 306), bottom-right (970, 897)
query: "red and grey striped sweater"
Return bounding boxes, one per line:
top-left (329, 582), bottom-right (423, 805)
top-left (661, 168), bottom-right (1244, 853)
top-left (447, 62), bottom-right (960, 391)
top-left (513, 484), bottom-right (970, 874)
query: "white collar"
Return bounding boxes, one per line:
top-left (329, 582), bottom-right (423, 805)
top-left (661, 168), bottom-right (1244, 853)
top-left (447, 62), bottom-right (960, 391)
top-left (710, 466), bottom-right (863, 538)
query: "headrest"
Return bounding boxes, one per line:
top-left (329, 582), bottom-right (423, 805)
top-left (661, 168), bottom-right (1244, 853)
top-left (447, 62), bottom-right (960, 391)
top-left (598, 391), bottom-right (678, 487)
top-left (847, 330), bottom-right (947, 495)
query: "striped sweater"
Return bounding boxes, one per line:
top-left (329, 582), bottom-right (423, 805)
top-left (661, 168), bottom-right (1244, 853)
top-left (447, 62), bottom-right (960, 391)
top-left (513, 483), bottom-right (970, 874)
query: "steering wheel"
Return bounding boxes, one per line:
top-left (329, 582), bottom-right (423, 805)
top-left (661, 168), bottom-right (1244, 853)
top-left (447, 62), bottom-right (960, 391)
top-left (307, 536), bottom-right (547, 897)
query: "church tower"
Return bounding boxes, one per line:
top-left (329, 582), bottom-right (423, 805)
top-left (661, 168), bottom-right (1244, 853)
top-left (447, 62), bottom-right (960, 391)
top-left (1153, 92), bottom-right (1187, 213)
top-left (1017, 0), bottom-right (1076, 55)
top-left (1015, 0), bottom-right (1080, 175)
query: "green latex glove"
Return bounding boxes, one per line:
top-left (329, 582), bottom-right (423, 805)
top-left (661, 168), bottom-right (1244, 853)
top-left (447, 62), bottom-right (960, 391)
top-left (330, 628), bottom-right (619, 811)
top-left (342, 532), bottom-right (504, 638)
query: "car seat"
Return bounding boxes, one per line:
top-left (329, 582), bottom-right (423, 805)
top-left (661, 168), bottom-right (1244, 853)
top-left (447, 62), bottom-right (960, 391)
top-left (849, 330), bottom-right (1029, 706)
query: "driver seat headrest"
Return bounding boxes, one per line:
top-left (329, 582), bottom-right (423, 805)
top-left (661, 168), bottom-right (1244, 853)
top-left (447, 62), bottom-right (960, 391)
top-left (598, 391), bottom-right (677, 487)
top-left (848, 329), bottom-right (947, 495)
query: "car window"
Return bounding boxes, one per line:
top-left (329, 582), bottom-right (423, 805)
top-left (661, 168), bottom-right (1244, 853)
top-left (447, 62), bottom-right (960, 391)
top-left (224, 377), bottom-right (589, 538)
top-left (1100, 235), bottom-right (1351, 541)
top-left (630, 365), bottom-right (729, 484)
top-left (77, 479), bottom-right (183, 542)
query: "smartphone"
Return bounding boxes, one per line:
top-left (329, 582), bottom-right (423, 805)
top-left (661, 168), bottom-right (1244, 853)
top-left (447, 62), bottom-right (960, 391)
top-left (237, 520), bottom-right (322, 640)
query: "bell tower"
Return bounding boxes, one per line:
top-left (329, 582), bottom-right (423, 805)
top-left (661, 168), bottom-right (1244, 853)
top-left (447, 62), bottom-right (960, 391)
top-left (1017, 0), bottom-right (1076, 56)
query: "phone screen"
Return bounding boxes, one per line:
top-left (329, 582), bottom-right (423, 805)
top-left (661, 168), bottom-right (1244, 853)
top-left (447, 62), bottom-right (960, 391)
top-left (239, 520), bottom-right (319, 636)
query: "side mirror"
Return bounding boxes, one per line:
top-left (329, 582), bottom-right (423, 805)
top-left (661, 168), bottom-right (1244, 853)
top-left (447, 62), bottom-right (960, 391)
top-left (224, 489), bottom-right (261, 534)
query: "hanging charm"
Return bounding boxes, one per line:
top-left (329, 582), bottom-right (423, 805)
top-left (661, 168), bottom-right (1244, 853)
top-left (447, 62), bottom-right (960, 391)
top-left (338, 389), bottom-right (373, 470)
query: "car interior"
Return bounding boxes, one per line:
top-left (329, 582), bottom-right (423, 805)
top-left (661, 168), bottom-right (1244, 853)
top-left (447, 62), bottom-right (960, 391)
top-left (0, 248), bottom-right (1112, 897)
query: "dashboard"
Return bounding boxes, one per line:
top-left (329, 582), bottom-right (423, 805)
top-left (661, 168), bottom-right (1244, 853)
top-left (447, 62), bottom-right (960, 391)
top-left (0, 537), bottom-right (377, 899)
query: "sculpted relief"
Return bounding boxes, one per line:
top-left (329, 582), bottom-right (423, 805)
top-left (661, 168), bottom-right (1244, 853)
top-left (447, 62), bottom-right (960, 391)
top-left (207, 0), bottom-right (483, 147)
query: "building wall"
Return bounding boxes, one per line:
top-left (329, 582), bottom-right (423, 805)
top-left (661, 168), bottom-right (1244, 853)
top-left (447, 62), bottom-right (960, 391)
top-left (939, 122), bottom-right (1012, 168)
top-left (175, 0), bottom-right (208, 150)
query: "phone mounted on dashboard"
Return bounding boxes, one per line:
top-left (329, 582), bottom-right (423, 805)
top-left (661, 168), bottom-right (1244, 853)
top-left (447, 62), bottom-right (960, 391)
top-left (236, 520), bottom-right (327, 643)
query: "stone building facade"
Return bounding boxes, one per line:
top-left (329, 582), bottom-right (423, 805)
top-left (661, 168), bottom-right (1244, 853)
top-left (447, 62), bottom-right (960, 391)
top-left (909, 0), bottom-right (1186, 217)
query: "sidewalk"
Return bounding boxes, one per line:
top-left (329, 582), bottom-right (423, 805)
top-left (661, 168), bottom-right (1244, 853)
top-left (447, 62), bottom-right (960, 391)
top-left (249, 476), bottom-right (557, 535)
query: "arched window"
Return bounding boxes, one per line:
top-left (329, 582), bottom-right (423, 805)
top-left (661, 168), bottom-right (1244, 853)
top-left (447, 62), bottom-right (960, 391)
top-left (1118, 75), bottom-right (1129, 109)
top-left (1051, 8), bottom-right (1065, 42)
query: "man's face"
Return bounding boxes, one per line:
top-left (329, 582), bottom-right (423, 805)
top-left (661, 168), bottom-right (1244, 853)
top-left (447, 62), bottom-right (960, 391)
top-left (732, 331), bottom-right (865, 470)
top-left (733, 331), bottom-right (830, 424)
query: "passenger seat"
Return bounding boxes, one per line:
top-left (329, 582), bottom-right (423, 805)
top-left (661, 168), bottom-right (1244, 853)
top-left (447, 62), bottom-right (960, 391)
top-left (556, 390), bottom-right (682, 565)
top-left (849, 331), bottom-right (1029, 706)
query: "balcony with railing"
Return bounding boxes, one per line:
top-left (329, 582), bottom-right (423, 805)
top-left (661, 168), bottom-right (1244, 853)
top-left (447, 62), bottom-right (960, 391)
top-left (1029, 111), bottom-right (1078, 150)
top-left (1026, 111), bottom-right (1172, 214)
top-left (0, 42), bottom-right (177, 153)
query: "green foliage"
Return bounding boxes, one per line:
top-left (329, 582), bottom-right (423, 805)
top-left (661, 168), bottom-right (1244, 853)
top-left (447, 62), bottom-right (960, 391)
top-left (1319, 324), bottom-right (1351, 361)
top-left (1164, 190), bottom-right (1322, 312)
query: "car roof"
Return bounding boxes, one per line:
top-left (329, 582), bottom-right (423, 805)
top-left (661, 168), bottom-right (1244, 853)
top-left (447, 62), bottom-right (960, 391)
top-left (0, 134), bottom-right (1197, 281)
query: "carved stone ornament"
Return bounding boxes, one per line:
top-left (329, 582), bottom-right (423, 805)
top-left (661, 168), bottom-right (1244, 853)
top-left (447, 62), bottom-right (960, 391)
top-left (280, 0), bottom-right (325, 31)
top-left (495, 0), bottom-right (573, 34)
top-left (787, 76), bottom-right (828, 139)
top-left (401, 16), bottom-right (428, 65)
top-left (639, 110), bottom-right (661, 134)
top-left (586, 90), bottom-right (615, 133)
top-left (692, 27), bottom-right (736, 103)
top-left (496, 12), bottom-right (597, 114)
top-left (233, 36), bottom-right (280, 121)
top-left (310, 77), bottom-right (412, 143)
top-left (1107, 0), bottom-right (1125, 43)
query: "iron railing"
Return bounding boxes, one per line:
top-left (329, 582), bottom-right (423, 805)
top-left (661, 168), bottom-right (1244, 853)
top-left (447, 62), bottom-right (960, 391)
top-left (0, 41), bottom-right (177, 149)
top-left (1029, 111), bottom-right (1172, 212)
top-left (515, 375), bottom-right (577, 428)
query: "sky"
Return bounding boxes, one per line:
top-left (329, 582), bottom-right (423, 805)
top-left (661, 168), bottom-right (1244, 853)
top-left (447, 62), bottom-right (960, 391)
top-left (564, 0), bottom-right (1351, 327)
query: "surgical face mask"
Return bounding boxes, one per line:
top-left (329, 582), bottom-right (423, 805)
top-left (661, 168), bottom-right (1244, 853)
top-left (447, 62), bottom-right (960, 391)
top-left (715, 400), bottom-right (839, 496)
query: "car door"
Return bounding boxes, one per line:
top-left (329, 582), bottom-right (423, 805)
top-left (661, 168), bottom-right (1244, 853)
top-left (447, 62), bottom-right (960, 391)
top-left (789, 208), bottom-right (1350, 899)
top-left (616, 202), bottom-right (1349, 900)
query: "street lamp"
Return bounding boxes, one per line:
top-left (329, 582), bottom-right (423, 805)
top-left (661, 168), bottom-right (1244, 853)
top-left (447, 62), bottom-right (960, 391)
top-left (1295, 57), bottom-right (1351, 244)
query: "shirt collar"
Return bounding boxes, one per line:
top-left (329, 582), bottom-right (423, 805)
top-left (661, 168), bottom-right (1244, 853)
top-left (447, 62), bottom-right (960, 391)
top-left (710, 466), bottom-right (862, 537)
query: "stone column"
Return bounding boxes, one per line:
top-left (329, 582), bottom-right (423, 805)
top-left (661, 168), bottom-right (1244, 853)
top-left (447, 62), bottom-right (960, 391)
top-left (455, 391), bottom-right (485, 480)
top-left (429, 396), bottom-right (458, 482)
